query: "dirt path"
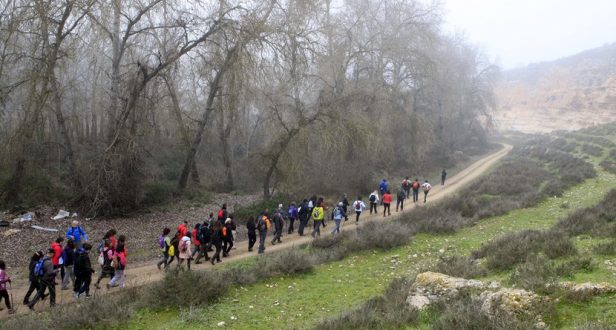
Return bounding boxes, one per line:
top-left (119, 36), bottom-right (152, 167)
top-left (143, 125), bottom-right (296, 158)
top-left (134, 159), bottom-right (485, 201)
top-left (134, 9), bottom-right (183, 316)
top-left (2, 144), bottom-right (512, 317)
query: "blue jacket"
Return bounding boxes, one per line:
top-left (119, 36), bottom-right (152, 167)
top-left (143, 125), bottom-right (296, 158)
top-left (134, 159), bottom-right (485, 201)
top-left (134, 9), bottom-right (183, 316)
top-left (379, 180), bottom-right (388, 193)
top-left (66, 226), bottom-right (88, 243)
top-left (288, 205), bottom-right (298, 219)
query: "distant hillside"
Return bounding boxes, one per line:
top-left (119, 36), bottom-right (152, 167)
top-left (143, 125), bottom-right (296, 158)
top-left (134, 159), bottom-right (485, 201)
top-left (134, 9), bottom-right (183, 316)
top-left (494, 43), bottom-right (616, 133)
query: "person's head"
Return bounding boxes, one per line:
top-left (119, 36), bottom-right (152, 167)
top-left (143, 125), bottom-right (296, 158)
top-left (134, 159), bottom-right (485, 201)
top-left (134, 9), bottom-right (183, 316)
top-left (71, 220), bottom-right (79, 228)
top-left (104, 239), bottom-right (111, 247)
top-left (222, 203), bottom-right (227, 210)
top-left (425, 180), bottom-right (428, 183)
top-left (194, 223), bottom-right (200, 230)
top-left (383, 178), bottom-right (387, 182)
top-left (278, 203), bottom-right (283, 210)
top-left (317, 201), bottom-right (322, 207)
top-left (55, 236), bottom-right (64, 244)
top-left (387, 190), bottom-right (390, 194)
top-left (104, 229), bottom-right (117, 238)
top-left (0, 260), bottom-right (5, 270)
top-left (343, 193), bottom-right (347, 198)
top-left (290, 202), bottom-right (296, 207)
top-left (302, 199), bottom-right (307, 203)
top-left (66, 240), bottom-right (75, 249)
top-left (406, 176), bottom-right (409, 180)
top-left (415, 178), bottom-right (418, 181)
top-left (118, 235), bottom-right (126, 243)
top-left (46, 248), bottom-right (55, 257)
top-left (357, 196), bottom-right (362, 201)
top-left (83, 242), bottom-right (92, 251)
top-left (209, 212), bottom-right (213, 217)
top-left (163, 227), bottom-right (171, 236)
top-left (338, 202), bottom-right (343, 207)
top-left (248, 216), bottom-right (255, 223)
top-left (318, 197), bottom-right (324, 203)
top-left (32, 251), bottom-right (44, 261)
top-left (183, 220), bottom-right (188, 226)
top-left (225, 218), bottom-right (232, 224)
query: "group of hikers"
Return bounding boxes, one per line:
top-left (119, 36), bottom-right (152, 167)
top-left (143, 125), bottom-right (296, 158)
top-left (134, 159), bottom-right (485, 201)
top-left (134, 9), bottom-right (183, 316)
top-left (0, 220), bottom-right (128, 313)
top-left (0, 171), bottom-right (447, 315)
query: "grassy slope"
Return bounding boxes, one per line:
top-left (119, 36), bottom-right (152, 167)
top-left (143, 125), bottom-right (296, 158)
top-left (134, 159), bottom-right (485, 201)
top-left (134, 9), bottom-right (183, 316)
top-left (126, 147), bottom-right (616, 329)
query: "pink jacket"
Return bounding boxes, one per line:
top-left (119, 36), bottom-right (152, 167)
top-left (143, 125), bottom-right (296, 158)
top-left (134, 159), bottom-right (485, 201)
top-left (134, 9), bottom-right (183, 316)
top-left (0, 269), bottom-right (9, 291)
top-left (179, 236), bottom-right (191, 259)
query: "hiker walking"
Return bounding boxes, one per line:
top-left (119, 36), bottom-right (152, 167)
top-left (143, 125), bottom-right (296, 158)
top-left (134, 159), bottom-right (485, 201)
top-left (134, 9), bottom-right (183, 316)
top-left (28, 249), bottom-right (58, 310)
top-left (352, 197), bottom-right (366, 223)
top-left (257, 211), bottom-right (271, 254)
top-left (66, 220), bottom-right (89, 249)
top-left (178, 232), bottom-right (192, 270)
top-left (441, 169), bottom-right (447, 185)
top-left (396, 189), bottom-right (405, 212)
top-left (422, 180), bottom-right (432, 203)
top-left (287, 202), bottom-right (298, 234)
top-left (271, 206), bottom-right (285, 245)
top-left (379, 179), bottom-right (388, 204)
top-left (73, 243), bottom-right (95, 299)
top-left (23, 251), bottom-right (44, 305)
top-left (94, 239), bottom-right (115, 290)
top-left (402, 177), bottom-right (412, 199)
top-left (368, 190), bottom-right (379, 214)
top-left (217, 204), bottom-right (228, 225)
top-left (156, 228), bottom-right (172, 270)
top-left (311, 201), bottom-right (325, 238)
top-left (210, 222), bottom-right (224, 265)
top-left (61, 240), bottom-right (76, 290)
top-left (194, 223), bottom-right (210, 263)
top-left (0, 260), bottom-right (14, 314)
top-left (191, 224), bottom-right (202, 263)
top-left (246, 216), bottom-right (257, 252)
top-left (331, 202), bottom-right (346, 234)
top-left (412, 178), bottom-right (420, 203)
top-left (223, 217), bottom-right (237, 256)
top-left (167, 231), bottom-right (181, 267)
top-left (341, 194), bottom-right (349, 221)
top-left (177, 221), bottom-right (189, 238)
top-left (382, 190), bottom-right (392, 217)
top-left (297, 199), bottom-right (310, 236)
top-left (108, 244), bottom-right (127, 289)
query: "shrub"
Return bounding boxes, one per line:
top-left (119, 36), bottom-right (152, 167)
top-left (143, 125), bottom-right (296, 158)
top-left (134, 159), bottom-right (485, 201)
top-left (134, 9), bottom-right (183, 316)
top-left (352, 221), bottom-right (413, 250)
top-left (557, 189), bottom-right (616, 237)
top-left (593, 240), bottom-right (616, 255)
top-left (233, 195), bottom-right (292, 223)
top-left (600, 159), bottom-right (616, 175)
top-left (555, 257), bottom-right (594, 277)
top-left (316, 278), bottom-right (418, 330)
top-left (541, 180), bottom-right (565, 197)
top-left (509, 254), bottom-right (558, 294)
top-left (142, 181), bottom-right (177, 205)
top-left (255, 249), bottom-right (314, 276)
top-left (435, 255), bottom-right (487, 278)
top-left (582, 144), bottom-right (604, 157)
top-left (143, 269), bottom-right (229, 308)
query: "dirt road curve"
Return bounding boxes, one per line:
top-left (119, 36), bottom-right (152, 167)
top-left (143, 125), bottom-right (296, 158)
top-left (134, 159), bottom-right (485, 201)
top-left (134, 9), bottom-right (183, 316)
top-left (2, 144), bottom-right (512, 317)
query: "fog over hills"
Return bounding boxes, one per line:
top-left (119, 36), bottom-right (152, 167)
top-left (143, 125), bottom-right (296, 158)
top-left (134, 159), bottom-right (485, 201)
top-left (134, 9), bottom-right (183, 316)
top-left (494, 43), bottom-right (616, 132)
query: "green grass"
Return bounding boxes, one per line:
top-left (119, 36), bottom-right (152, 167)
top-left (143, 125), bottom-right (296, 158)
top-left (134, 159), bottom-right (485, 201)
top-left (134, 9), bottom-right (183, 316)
top-left (123, 163), bottom-right (616, 329)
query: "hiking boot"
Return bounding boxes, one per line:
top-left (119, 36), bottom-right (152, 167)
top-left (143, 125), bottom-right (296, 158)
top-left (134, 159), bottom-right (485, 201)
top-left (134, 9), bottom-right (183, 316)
top-left (271, 240), bottom-right (276, 245)
top-left (28, 304), bottom-right (35, 311)
top-left (94, 283), bottom-right (101, 290)
top-left (195, 261), bottom-right (202, 265)
top-left (248, 248), bottom-right (252, 252)
top-left (210, 258), bottom-right (215, 265)
top-left (73, 292), bottom-right (80, 300)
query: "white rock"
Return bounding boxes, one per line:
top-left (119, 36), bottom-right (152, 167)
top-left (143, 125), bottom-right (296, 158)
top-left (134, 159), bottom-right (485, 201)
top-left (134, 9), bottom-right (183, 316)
top-left (217, 321), bottom-right (226, 327)
top-left (406, 295), bottom-right (431, 310)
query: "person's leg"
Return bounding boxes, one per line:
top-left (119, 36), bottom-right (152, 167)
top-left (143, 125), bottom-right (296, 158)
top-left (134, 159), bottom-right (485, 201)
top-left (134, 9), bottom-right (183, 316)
top-left (388, 203), bottom-right (391, 215)
top-left (315, 221), bottom-right (321, 237)
top-left (62, 265), bottom-right (70, 289)
top-left (120, 270), bottom-right (126, 288)
top-left (356, 211), bottom-right (361, 222)
top-left (73, 275), bottom-right (83, 297)
top-left (259, 233), bottom-right (266, 253)
top-left (46, 280), bottom-right (56, 306)
top-left (400, 198), bottom-right (404, 211)
top-left (80, 275), bottom-right (92, 296)
top-left (424, 191), bottom-right (428, 203)
top-left (0, 290), bottom-right (10, 310)
top-left (24, 280), bottom-right (38, 304)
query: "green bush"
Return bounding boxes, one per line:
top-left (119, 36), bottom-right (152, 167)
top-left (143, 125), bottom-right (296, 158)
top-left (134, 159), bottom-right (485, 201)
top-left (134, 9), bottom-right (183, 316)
top-left (582, 144), bottom-right (604, 157)
top-left (143, 269), bottom-right (229, 308)
top-left (557, 189), bottom-right (616, 237)
top-left (509, 254), bottom-right (558, 294)
top-left (593, 240), bottom-right (616, 255)
top-left (435, 255), bottom-right (487, 278)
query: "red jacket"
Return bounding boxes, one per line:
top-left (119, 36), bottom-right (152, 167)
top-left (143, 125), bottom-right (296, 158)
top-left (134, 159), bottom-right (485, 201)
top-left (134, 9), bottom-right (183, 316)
top-left (177, 224), bottom-right (188, 237)
top-left (383, 193), bottom-right (392, 204)
top-left (51, 242), bottom-right (63, 266)
top-left (192, 228), bottom-right (201, 246)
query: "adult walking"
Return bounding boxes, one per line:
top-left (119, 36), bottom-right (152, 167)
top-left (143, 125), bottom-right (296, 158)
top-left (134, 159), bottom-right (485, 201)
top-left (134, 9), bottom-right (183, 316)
top-left (28, 249), bottom-right (58, 311)
top-left (257, 212), bottom-right (270, 254)
top-left (156, 228), bottom-right (171, 270)
top-left (412, 178), bottom-right (420, 203)
top-left (0, 260), bottom-right (14, 314)
top-left (210, 222), bottom-right (224, 265)
top-left (297, 199), bottom-right (310, 236)
top-left (94, 239), bottom-right (114, 290)
top-left (396, 189), bottom-right (405, 212)
top-left (287, 202), bottom-right (298, 234)
top-left (246, 216), bottom-right (257, 252)
top-left (311, 201), bottom-right (325, 238)
top-left (441, 169), bottom-right (447, 185)
top-left (382, 190), bottom-right (392, 217)
top-left (65, 220), bottom-right (89, 249)
top-left (402, 177), bottom-right (412, 199)
top-left (379, 179), bottom-right (388, 204)
top-left (422, 180), bottom-right (432, 203)
top-left (352, 197), bottom-right (366, 223)
top-left (331, 202), bottom-right (345, 234)
top-left (73, 243), bottom-right (95, 299)
top-left (368, 190), bottom-right (379, 214)
top-left (23, 251), bottom-right (44, 305)
top-left (271, 207), bottom-right (284, 245)
top-left (341, 194), bottom-right (349, 221)
top-left (61, 240), bottom-right (76, 290)
top-left (223, 217), bottom-right (236, 257)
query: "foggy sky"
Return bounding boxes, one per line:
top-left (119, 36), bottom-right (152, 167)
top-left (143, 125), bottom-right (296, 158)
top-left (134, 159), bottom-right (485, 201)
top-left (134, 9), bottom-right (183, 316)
top-left (443, 0), bottom-right (616, 69)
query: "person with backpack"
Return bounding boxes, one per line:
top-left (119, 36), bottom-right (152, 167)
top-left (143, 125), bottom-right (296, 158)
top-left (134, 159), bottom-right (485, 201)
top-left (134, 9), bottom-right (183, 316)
top-left (28, 248), bottom-right (58, 310)
top-left (0, 260), bottom-right (14, 314)
top-left (177, 232), bottom-right (192, 270)
top-left (66, 220), bottom-right (89, 249)
top-left (94, 239), bottom-right (115, 290)
top-left (191, 223), bottom-right (202, 263)
top-left (271, 206), bottom-right (285, 245)
top-left (331, 202), bottom-right (346, 234)
top-left (412, 178), bottom-right (421, 203)
top-left (23, 251), bottom-right (44, 305)
top-left (223, 217), bottom-right (237, 257)
top-left (73, 242), bottom-right (95, 299)
top-left (341, 194), bottom-right (349, 221)
top-left (396, 189), bottom-right (405, 212)
top-left (246, 216), bottom-right (257, 252)
top-left (379, 179), bottom-right (388, 204)
top-left (422, 180), bottom-right (432, 203)
top-left (206, 213), bottom-right (215, 252)
top-left (311, 201), bottom-right (325, 238)
top-left (369, 190), bottom-right (379, 214)
top-left (217, 204), bottom-right (228, 225)
top-left (167, 231), bottom-right (181, 267)
top-left (194, 223), bottom-right (210, 264)
top-left (402, 177), bottom-right (412, 199)
top-left (441, 169), bottom-right (447, 186)
top-left (177, 221), bottom-right (188, 238)
top-left (156, 228), bottom-right (172, 270)
top-left (257, 211), bottom-right (271, 254)
top-left (117, 235), bottom-right (127, 256)
top-left (352, 197), bottom-right (366, 223)
top-left (108, 244), bottom-right (127, 289)
top-left (297, 199), bottom-right (310, 236)
top-left (61, 240), bottom-right (76, 290)
top-left (287, 202), bottom-right (298, 234)
top-left (382, 190), bottom-right (392, 217)
top-left (210, 222), bottom-right (224, 265)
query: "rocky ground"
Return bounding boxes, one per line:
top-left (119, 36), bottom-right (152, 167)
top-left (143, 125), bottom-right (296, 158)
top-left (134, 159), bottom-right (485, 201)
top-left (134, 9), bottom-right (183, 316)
top-left (0, 192), bottom-right (261, 277)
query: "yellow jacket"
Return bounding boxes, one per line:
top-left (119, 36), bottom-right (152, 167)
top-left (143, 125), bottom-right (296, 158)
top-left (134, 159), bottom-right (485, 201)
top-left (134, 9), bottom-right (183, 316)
top-left (312, 206), bottom-right (324, 221)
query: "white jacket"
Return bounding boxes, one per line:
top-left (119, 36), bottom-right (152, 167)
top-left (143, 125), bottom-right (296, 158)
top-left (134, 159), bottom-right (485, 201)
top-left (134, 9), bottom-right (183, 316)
top-left (368, 192), bottom-right (379, 203)
top-left (353, 200), bottom-right (366, 212)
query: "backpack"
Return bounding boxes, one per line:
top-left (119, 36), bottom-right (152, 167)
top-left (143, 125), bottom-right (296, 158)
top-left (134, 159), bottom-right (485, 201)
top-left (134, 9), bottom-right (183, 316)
top-left (168, 245), bottom-right (175, 256)
top-left (412, 181), bottom-right (420, 189)
top-left (333, 207), bottom-right (342, 218)
top-left (403, 180), bottom-right (411, 189)
top-left (354, 201), bottom-right (361, 209)
top-left (312, 208), bottom-right (320, 219)
top-left (222, 226), bottom-right (228, 237)
top-left (99, 248), bottom-right (112, 266)
top-left (369, 194), bottom-right (376, 203)
top-left (257, 216), bottom-right (268, 231)
top-left (218, 210), bottom-right (225, 219)
top-left (180, 240), bottom-right (188, 253)
top-left (158, 235), bottom-right (165, 249)
top-left (34, 259), bottom-right (46, 277)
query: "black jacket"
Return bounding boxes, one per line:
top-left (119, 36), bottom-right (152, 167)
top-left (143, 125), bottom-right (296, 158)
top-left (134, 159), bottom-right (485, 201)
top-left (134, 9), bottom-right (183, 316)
top-left (246, 219), bottom-right (256, 235)
top-left (74, 249), bottom-right (94, 277)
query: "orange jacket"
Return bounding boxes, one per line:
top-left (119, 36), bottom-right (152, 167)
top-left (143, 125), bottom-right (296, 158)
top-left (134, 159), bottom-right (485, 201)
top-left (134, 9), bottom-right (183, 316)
top-left (383, 193), bottom-right (392, 204)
